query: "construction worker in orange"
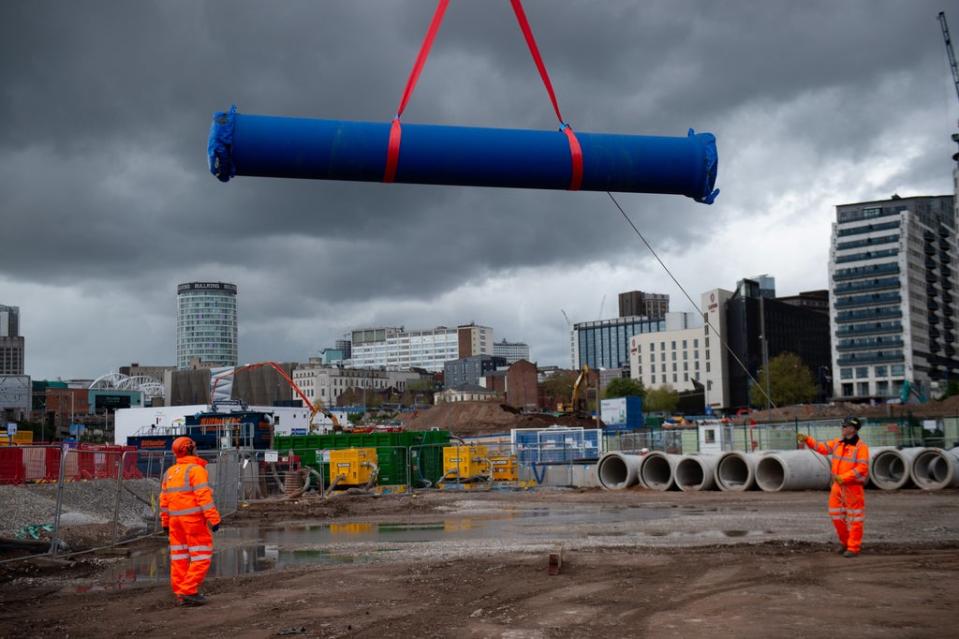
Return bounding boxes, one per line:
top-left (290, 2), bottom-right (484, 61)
top-left (797, 417), bottom-right (869, 558)
top-left (160, 436), bottom-right (221, 606)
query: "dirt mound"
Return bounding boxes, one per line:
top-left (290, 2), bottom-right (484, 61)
top-left (401, 401), bottom-right (597, 436)
top-left (736, 397), bottom-right (959, 425)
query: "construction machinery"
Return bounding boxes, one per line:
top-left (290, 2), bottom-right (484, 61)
top-left (556, 364), bottom-right (591, 418)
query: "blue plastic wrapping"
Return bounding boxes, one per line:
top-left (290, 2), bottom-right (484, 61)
top-left (208, 106), bottom-right (719, 203)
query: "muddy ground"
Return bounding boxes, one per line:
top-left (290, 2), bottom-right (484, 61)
top-left (1, 489), bottom-right (958, 638)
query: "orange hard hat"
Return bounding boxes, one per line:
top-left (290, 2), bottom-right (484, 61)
top-left (172, 437), bottom-right (196, 457)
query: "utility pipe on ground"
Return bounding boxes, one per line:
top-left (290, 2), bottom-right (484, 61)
top-left (674, 454), bottom-right (719, 491)
top-left (596, 452), bottom-right (643, 490)
top-left (639, 452), bottom-right (681, 491)
top-left (755, 450), bottom-right (831, 492)
top-left (870, 447), bottom-right (921, 490)
top-left (713, 452), bottom-right (758, 492)
top-left (910, 447), bottom-right (959, 490)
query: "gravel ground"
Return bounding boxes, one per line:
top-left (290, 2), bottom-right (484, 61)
top-left (0, 479), bottom-right (160, 538)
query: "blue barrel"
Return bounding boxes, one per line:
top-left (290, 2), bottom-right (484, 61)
top-left (208, 106), bottom-right (718, 203)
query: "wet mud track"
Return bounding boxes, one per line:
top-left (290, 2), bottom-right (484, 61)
top-left (1, 489), bottom-right (958, 637)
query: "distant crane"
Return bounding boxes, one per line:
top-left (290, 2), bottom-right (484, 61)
top-left (939, 11), bottom-right (959, 163)
top-left (939, 11), bottom-right (959, 111)
top-left (560, 309), bottom-right (576, 369)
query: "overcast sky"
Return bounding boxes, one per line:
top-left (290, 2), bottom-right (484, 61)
top-left (2, 0), bottom-right (957, 379)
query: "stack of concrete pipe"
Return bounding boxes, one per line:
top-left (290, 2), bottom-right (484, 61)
top-left (598, 445), bottom-right (959, 492)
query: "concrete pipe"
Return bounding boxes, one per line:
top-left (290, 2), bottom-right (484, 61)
top-left (639, 452), bottom-right (681, 491)
top-left (910, 447), bottom-right (959, 490)
top-left (755, 450), bottom-right (831, 492)
top-left (675, 454), bottom-right (719, 491)
top-left (713, 451), bottom-right (757, 492)
top-left (870, 447), bottom-right (922, 490)
top-left (596, 452), bottom-right (643, 490)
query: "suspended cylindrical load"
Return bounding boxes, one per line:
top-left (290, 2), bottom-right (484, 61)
top-left (207, 108), bottom-right (719, 203)
top-left (639, 452), bottom-right (681, 491)
top-left (596, 452), bottom-right (643, 490)
top-left (870, 447), bottom-right (922, 490)
top-left (713, 451), bottom-right (758, 492)
top-left (674, 454), bottom-right (719, 491)
top-left (910, 447), bottom-right (959, 490)
top-left (755, 450), bottom-right (832, 492)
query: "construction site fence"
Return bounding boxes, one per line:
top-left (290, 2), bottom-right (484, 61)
top-left (1, 445), bottom-right (245, 560)
top-left (604, 415), bottom-right (959, 455)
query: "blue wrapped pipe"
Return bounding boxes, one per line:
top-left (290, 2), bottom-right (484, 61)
top-left (208, 105), bottom-right (719, 203)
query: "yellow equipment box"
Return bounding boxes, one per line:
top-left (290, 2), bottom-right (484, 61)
top-left (0, 431), bottom-right (33, 446)
top-left (489, 455), bottom-right (518, 481)
top-left (443, 445), bottom-right (490, 480)
top-left (329, 447), bottom-right (378, 487)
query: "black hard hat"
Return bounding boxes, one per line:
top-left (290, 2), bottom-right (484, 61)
top-left (842, 416), bottom-right (862, 430)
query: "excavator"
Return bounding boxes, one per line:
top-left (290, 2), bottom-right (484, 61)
top-left (308, 400), bottom-right (342, 433)
top-left (556, 364), bottom-right (591, 419)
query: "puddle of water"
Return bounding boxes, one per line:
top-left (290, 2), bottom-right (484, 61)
top-left (637, 529), bottom-right (770, 539)
top-left (73, 505), bottom-right (681, 591)
top-left (72, 544), bottom-right (355, 593)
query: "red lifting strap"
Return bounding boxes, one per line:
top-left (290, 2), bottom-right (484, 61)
top-left (384, 0), bottom-right (582, 190)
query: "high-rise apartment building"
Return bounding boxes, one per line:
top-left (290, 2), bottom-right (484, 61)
top-left (176, 282), bottom-right (238, 369)
top-left (0, 305), bottom-right (24, 375)
top-left (348, 324), bottom-right (493, 372)
top-left (618, 291), bottom-right (669, 319)
top-left (829, 195), bottom-right (958, 400)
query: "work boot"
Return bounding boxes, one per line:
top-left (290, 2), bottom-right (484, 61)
top-left (837, 546), bottom-right (847, 555)
top-left (177, 593), bottom-right (208, 607)
top-left (842, 550), bottom-right (859, 558)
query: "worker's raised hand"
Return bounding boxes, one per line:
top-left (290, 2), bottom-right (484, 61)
top-left (796, 433), bottom-right (808, 445)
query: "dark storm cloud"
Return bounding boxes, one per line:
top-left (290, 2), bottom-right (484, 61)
top-left (0, 0), bottom-right (954, 375)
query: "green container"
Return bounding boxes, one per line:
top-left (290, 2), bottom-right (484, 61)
top-left (274, 430), bottom-right (451, 486)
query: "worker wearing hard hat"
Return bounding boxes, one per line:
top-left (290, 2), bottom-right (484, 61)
top-left (160, 437), bottom-right (221, 606)
top-left (797, 417), bottom-right (869, 557)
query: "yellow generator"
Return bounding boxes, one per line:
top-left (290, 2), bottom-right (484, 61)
top-left (329, 447), bottom-right (378, 487)
top-left (489, 455), bottom-right (518, 481)
top-left (442, 445), bottom-right (490, 481)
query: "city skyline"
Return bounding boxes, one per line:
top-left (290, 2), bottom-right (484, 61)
top-left (2, 1), bottom-right (956, 379)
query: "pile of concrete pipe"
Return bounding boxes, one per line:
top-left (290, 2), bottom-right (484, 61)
top-left (596, 446), bottom-right (959, 492)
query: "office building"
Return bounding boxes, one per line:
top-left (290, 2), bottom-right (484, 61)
top-left (618, 291), bottom-right (669, 319)
top-left (444, 355), bottom-right (507, 389)
top-left (292, 366), bottom-right (427, 407)
top-left (575, 313), bottom-right (696, 371)
top-left (726, 279), bottom-right (831, 407)
top-left (176, 282), bottom-right (238, 369)
top-left (630, 300), bottom-right (728, 408)
top-left (829, 195), bottom-right (958, 400)
top-left (348, 323), bottom-right (493, 372)
top-left (0, 305), bottom-right (24, 375)
top-left (492, 339), bottom-right (530, 364)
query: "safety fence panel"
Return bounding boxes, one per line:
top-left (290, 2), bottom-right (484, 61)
top-left (215, 449), bottom-right (240, 516)
top-left (604, 429), bottom-right (686, 454)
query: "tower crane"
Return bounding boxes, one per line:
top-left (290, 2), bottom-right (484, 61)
top-left (938, 11), bottom-right (959, 162)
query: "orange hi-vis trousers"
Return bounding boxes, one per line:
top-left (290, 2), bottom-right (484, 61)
top-left (168, 515), bottom-right (214, 596)
top-left (828, 482), bottom-right (865, 553)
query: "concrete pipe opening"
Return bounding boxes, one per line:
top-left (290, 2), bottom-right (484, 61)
top-left (911, 448), bottom-right (959, 490)
top-left (640, 453), bottom-right (676, 491)
top-left (870, 449), bottom-right (910, 490)
top-left (755, 456), bottom-right (786, 492)
top-left (675, 455), bottom-right (718, 491)
top-left (715, 452), bottom-right (755, 491)
top-left (597, 452), bottom-right (641, 490)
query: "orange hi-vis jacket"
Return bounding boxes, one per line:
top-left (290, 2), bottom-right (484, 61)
top-left (159, 456), bottom-right (221, 528)
top-left (804, 436), bottom-right (870, 486)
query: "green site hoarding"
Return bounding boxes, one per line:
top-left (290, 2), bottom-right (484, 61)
top-left (274, 430), bottom-right (451, 486)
